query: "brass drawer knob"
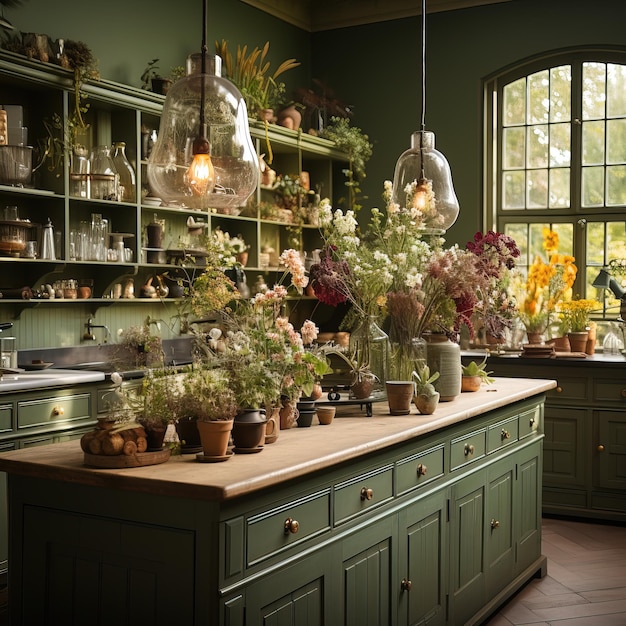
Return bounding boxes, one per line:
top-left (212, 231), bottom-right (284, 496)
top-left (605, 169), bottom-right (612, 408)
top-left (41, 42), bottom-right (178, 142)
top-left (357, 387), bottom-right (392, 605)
top-left (621, 389), bottom-right (626, 399)
top-left (284, 517), bottom-right (299, 534)
top-left (490, 519), bottom-right (500, 530)
top-left (416, 463), bottom-right (428, 477)
top-left (52, 406), bottom-right (65, 416)
top-left (501, 429), bottom-right (511, 440)
top-left (464, 443), bottom-right (475, 456)
top-left (556, 386), bottom-right (563, 393)
top-left (360, 487), bottom-right (374, 501)
top-left (597, 444), bottom-right (605, 452)
top-left (529, 417), bottom-right (535, 427)
top-left (401, 578), bottom-right (412, 592)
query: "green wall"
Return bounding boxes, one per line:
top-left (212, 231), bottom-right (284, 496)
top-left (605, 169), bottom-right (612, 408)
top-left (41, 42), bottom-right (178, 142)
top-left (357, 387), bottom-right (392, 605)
top-left (311, 0), bottom-right (626, 246)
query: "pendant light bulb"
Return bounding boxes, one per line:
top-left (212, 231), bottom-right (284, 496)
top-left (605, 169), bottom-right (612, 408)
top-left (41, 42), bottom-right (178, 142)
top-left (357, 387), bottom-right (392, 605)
top-left (185, 136), bottom-right (215, 197)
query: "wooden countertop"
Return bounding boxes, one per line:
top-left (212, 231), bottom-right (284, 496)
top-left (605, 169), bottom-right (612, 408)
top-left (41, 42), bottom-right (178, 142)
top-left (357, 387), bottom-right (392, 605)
top-left (0, 377), bottom-right (555, 502)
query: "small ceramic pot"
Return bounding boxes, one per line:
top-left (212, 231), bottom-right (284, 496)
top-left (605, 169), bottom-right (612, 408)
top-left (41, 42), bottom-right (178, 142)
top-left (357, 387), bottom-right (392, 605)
top-left (316, 406), bottom-right (336, 425)
top-left (386, 381), bottom-right (414, 415)
top-left (461, 375), bottom-right (482, 392)
top-left (414, 392), bottom-right (440, 415)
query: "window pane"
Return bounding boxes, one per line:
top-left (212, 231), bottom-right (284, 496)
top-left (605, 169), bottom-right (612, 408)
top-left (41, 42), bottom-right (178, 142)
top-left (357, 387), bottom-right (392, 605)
top-left (503, 77), bottom-right (526, 126)
top-left (504, 223), bottom-right (529, 263)
top-left (503, 127), bottom-right (525, 168)
top-left (529, 223), bottom-right (550, 261)
top-left (527, 125), bottom-right (548, 168)
top-left (606, 221), bottom-right (626, 258)
top-left (606, 165), bottom-right (626, 206)
top-left (582, 62), bottom-right (606, 120)
top-left (607, 118), bottom-right (626, 164)
top-left (550, 65), bottom-right (571, 123)
top-left (549, 168), bottom-right (570, 208)
top-left (528, 70), bottom-right (550, 124)
top-left (582, 166), bottom-right (605, 207)
top-left (582, 120), bottom-right (605, 165)
top-left (607, 63), bottom-right (626, 117)
top-left (503, 171), bottom-right (525, 208)
top-left (586, 221), bottom-right (605, 266)
top-left (527, 169), bottom-right (548, 208)
top-left (553, 223), bottom-right (574, 255)
top-left (550, 122), bottom-right (571, 167)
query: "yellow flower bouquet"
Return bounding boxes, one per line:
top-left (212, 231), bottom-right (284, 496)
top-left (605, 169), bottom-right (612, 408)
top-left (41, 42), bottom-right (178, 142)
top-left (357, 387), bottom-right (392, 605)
top-left (557, 298), bottom-right (600, 333)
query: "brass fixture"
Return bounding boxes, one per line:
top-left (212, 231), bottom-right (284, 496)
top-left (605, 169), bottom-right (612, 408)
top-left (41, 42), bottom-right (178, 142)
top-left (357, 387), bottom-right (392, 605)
top-left (360, 487), bottom-right (374, 501)
top-left (284, 517), bottom-right (299, 534)
top-left (417, 463), bottom-right (428, 476)
top-left (464, 443), bottom-right (475, 456)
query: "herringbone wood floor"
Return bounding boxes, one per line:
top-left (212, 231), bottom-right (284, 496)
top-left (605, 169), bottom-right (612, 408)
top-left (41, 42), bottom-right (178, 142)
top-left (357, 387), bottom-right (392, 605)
top-left (484, 516), bottom-right (626, 625)
top-left (0, 517), bottom-right (623, 625)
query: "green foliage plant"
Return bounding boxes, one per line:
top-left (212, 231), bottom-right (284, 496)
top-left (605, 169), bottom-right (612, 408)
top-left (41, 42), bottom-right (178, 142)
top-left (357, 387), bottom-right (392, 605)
top-left (461, 357), bottom-right (494, 384)
top-left (412, 365), bottom-right (440, 397)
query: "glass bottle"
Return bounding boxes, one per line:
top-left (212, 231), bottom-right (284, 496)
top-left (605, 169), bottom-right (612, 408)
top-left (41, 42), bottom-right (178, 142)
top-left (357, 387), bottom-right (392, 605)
top-left (89, 145), bottom-right (118, 201)
top-left (112, 142), bottom-right (136, 202)
top-left (349, 316), bottom-right (390, 399)
top-left (70, 145), bottom-right (90, 198)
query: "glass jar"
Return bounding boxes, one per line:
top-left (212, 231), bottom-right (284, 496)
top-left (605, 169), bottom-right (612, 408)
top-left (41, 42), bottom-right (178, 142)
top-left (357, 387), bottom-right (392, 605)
top-left (70, 145), bottom-right (90, 198)
top-left (111, 142), bottom-right (136, 202)
top-left (349, 316), bottom-right (390, 399)
top-left (89, 146), bottom-right (118, 201)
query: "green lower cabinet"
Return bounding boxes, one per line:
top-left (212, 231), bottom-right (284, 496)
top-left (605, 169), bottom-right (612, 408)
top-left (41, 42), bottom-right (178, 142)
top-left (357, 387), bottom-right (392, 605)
top-left (486, 461), bottom-right (515, 599)
top-left (245, 548), bottom-right (330, 626)
top-left (340, 517), bottom-right (395, 626)
top-left (398, 489), bottom-right (447, 626)
top-left (515, 443), bottom-right (542, 574)
top-left (449, 469), bottom-right (487, 625)
top-left (0, 441), bottom-right (14, 579)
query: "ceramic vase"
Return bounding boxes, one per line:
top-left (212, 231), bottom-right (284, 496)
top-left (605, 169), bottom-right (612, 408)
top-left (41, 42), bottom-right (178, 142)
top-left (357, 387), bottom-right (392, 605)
top-left (424, 334), bottom-right (461, 402)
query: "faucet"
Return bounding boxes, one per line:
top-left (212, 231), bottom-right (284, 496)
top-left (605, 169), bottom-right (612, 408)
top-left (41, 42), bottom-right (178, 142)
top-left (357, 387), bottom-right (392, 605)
top-left (0, 322), bottom-right (13, 333)
top-left (84, 317), bottom-right (111, 343)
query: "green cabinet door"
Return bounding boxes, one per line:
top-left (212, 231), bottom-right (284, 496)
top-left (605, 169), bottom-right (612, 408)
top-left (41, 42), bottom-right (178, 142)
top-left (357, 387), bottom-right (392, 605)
top-left (515, 442), bottom-right (542, 574)
top-left (245, 548), bottom-right (330, 626)
top-left (340, 516), bottom-right (395, 626)
top-left (449, 469), bottom-right (486, 625)
top-left (596, 410), bottom-right (626, 491)
top-left (398, 489), bottom-right (447, 626)
top-left (485, 460), bottom-right (515, 599)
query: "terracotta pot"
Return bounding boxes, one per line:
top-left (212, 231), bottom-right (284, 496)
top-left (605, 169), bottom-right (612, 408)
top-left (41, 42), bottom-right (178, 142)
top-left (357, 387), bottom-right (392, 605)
top-left (351, 377), bottom-right (374, 399)
top-left (197, 419), bottom-right (233, 458)
top-left (277, 104), bottom-right (302, 130)
top-left (279, 398), bottom-right (298, 429)
top-left (586, 325), bottom-right (597, 355)
top-left (316, 406), bottom-right (335, 425)
top-left (567, 331), bottom-right (589, 353)
top-left (461, 375), bottom-right (482, 392)
top-left (386, 381), bottom-right (414, 415)
top-left (236, 251), bottom-right (248, 267)
top-left (552, 335), bottom-right (571, 352)
top-left (414, 392), bottom-right (440, 415)
top-left (526, 331), bottom-right (545, 345)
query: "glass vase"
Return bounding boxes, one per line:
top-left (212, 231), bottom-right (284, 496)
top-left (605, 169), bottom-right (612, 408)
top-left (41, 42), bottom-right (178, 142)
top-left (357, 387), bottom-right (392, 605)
top-left (349, 316), bottom-right (390, 399)
top-left (388, 326), bottom-right (427, 382)
top-left (112, 141), bottom-right (136, 202)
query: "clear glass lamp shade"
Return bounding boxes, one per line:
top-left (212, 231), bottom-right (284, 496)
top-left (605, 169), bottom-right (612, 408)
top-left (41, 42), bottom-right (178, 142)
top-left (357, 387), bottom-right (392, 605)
top-left (147, 54), bottom-right (259, 211)
top-left (391, 130), bottom-right (460, 234)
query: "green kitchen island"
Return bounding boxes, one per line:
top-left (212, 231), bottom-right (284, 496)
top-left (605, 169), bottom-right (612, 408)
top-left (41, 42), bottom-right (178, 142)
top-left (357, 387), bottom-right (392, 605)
top-left (0, 377), bottom-right (554, 626)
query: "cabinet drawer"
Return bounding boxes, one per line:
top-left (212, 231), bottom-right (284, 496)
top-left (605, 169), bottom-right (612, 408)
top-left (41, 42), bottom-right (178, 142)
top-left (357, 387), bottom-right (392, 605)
top-left (519, 405), bottom-right (541, 439)
top-left (247, 489), bottom-right (331, 566)
top-left (334, 464), bottom-right (394, 524)
top-left (487, 416), bottom-right (518, 453)
top-left (396, 444), bottom-right (445, 495)
top-left (17, 394), bottom-right (91, 430)
top-left (0, 404), bottom-right (12, 432)
top-left (592, 380), bottom-right (626, 406)
top-left (548, 376), bottom-right (589, 404)
top-left (450, 428), bottom-right (486, 470)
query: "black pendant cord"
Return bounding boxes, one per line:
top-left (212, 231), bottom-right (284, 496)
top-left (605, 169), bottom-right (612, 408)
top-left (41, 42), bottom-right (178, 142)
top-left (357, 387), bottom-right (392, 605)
top-left (419, 0), bottom-right (426, 180)
top-left (199, 0), bottom-right (207, 140)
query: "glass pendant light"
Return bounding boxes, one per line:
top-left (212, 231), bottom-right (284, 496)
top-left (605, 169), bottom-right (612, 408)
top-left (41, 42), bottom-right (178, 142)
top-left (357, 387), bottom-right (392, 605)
top-left (147, 0), bottom-right (259, 211)
top-left (391, 0), bottom-right (459, 234)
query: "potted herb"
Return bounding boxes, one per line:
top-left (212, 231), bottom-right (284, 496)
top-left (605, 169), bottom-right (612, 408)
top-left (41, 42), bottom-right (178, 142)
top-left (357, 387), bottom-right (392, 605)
top-left (136, 368), bottom-right (178, 450)
top-left (461, 357), bottom-right (494, 392)
top-left (140, 58), bottom-right (172, 94)
top-left (179, 366), bottom-right (238, 460)
top-left (412, 365), bottom-right (440, 415)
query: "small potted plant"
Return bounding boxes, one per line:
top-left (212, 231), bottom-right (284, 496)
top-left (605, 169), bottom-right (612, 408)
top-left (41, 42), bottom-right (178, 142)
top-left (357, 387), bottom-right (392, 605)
top-left (461, 357), bottom-right (494, 392)
top-left (136, 368), bottom-right (177, 450)
top-left (140, 58), bottom-right (172, 94)
top-left (412, 365), bottom-right (440, 415)
top-left (179, 366), bottom-right (238, 460)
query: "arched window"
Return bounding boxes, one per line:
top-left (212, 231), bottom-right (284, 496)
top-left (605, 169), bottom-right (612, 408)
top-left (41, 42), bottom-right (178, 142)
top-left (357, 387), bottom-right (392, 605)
top-left (484, 47), bottom-right (626, 319)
